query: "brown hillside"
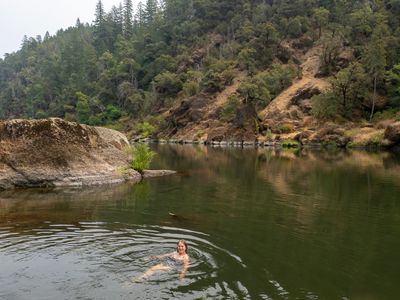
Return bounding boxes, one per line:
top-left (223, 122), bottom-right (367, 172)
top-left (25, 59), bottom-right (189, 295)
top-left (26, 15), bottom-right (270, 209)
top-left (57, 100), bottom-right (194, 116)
top-left (259, 44), bottom-right (329, 121)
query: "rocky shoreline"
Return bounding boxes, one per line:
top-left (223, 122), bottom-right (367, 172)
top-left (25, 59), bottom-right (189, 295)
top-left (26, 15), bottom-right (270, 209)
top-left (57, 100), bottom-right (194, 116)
top-left (131, 121), bottom-right (400, 150)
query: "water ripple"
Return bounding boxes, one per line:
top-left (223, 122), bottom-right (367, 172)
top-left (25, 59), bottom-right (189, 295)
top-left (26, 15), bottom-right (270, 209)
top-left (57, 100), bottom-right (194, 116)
top-left (0, 221), bottom-right (250, 299)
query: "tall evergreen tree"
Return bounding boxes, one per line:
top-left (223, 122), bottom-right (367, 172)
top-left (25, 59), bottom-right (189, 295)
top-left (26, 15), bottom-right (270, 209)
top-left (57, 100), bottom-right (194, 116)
top-left (93, 0), bottom-right (108, 53)
top-left (134, 1), bottom-right (145, 29)
top-left (123, 0), bottom-right (134, 38)
top-left (145, 0), bottom-right (158, 24)
top-left (110, 5), bottom-right (123, 36)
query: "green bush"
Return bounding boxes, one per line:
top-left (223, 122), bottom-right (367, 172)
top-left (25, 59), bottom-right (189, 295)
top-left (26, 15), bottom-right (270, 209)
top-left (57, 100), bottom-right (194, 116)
top-left (282, 139), bottom-right (300, 148)
top-left (238, 47), bottom-right (257, 72)
top-left (237, 64), bottom-right (298, 108)
top-left (202, 59), bottom-right (237, 90)
top-left (238, 77), bottom-right (271, 107)
top-left (372, 109), bottom-right (399, 122)
top-left (201, 70), bottom-right (224, 93)
top-left (127, 144), bottom-right (156, 174)
top-left (153, 71), bottom-right (182, 96)
top-left (221, 68), bottom-right (238, 85)
top-left (183, 81), bottom-right (200, 96)
top-left (277, 123), bottom-right (294, 133)
top-left (386, 64), bottom-right (400, 107)
top-left (220, 95), bottom-right (240, 121)
top-left (106, 104), bottom-right (122, 121)
top-left (137, 121), bottom-right (157, 138)
top-left (256, 64), bottom-right (299, 98)
top-left (35, 109), bottom-right (48, 119)
top-left (311, 92), bottom-right (339, 120)
top-left (205, 58), bottom-right (236, 73)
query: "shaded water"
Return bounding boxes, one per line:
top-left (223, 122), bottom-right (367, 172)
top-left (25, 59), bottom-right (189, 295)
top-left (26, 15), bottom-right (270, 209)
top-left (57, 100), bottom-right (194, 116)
top-left (1, 145), bottom-right (400, 299)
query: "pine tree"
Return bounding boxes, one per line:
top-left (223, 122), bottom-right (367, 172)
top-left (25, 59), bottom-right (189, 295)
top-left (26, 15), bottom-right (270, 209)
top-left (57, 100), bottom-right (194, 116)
top-left (93, 0), bottom-right (108, 53)
top-left (123, 0), bottom-right (133, 38)
top-left (110, 5), bottom-right (123, 36)
top-left (134, 1), bottom-right (145, 29)
top-left (144, 0), bottom-right (158, 24)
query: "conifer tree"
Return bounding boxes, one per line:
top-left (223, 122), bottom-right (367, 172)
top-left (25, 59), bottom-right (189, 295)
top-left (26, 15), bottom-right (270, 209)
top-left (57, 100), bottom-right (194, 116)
top-left (93, 0), bottom-right (108, 53)
top-left (123, 0), bottom-right (133, 38)
top-left (145, 0), bottom-right (158, 24)
top-left (110, 5), bottom-right (123, 36)
top-left (134, 1), bottom-right (145, 29)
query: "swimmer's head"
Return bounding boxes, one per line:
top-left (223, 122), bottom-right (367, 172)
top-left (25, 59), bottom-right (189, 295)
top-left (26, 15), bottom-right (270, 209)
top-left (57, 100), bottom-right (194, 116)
top-left (177, 239), bottom-right (188, 254)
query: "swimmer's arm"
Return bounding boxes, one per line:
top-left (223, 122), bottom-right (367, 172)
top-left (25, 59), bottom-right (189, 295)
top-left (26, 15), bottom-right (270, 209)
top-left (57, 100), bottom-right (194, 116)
top-left (150, 252), bottom-right (174, 259)
top-left (179, 257), bottom-right (189, 279)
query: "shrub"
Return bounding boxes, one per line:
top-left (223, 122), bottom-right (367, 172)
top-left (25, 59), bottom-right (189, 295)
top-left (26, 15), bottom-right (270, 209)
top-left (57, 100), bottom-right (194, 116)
top-left (35, 109), bottom-right (48, 119)
top-left (238, 77), bottom-right (271, 107)
top-left (238, 47), bottom-right (257, 72)
top-left (220, 94), bottom-right (240, 121)
top-left (221, 68), bottom-right (238, 85)
top-left (106, 104), bottom-right (122, 121)
top-left (201, 70), bottom-right (224, 93)
top-left (278, 123), bottom-right (294, 133)
top-left (127, 144), bottom-right (156, 174)
top-left (64, 112), bottom-right (77, 122)
top-left (137, 121), bottom-right (157, 138)
top-left (202, 59), bottom-right (238, 90)
top-left (311, 92), bottom-right (338, 120)
top-left (153, 71), bottom-right (182, 96)
top-left (386, 64), bottom-right (400, 107)
top-left (257, 64), bottom-right (299, 98)
top-left (183, 81), bottom-right (200, 96)
top-left (372, 109), bottom-right (399, 122)
top-left (205, 58), bottom-right (236, 73)
top-left (287, 17), bottom-right (303, 38)
top-left (282, 139), bottom-right (300, 148)
top-left (367, 133), bottom-right (384, 147)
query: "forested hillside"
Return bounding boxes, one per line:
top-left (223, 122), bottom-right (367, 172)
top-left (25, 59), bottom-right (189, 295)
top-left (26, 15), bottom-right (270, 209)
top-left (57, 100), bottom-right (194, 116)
top-left (1, 0), bottom-right (400, 142)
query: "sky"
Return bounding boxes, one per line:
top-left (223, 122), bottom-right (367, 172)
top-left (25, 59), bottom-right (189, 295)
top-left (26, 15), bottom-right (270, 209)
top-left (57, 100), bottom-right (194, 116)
top-left (0, 0), bottom-right (140, 58)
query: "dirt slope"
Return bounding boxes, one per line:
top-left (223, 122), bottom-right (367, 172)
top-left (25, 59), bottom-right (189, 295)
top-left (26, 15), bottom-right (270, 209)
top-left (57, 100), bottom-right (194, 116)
top-left (205, 72), bottom-right (246, 117)
top-left (259, 45), bottom-right (329, 119)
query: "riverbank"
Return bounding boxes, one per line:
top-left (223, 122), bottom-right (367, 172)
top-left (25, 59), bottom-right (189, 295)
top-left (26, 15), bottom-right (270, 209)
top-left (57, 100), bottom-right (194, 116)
top-left (131, 121), bottom-right (400, 151)
top-left (0, 118), bottom-right (175, 190)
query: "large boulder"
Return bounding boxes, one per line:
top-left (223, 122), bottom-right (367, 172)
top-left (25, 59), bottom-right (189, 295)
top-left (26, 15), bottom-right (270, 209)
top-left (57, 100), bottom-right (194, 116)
top-left (0, 118), bottom-right (141, 189)
top-left (384, 122), bottom-right (400, 145)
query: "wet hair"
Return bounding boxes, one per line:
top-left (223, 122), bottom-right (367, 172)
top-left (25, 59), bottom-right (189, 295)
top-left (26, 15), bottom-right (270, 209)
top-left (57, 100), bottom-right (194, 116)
top-left (177, 239), bottom-right (188, 254)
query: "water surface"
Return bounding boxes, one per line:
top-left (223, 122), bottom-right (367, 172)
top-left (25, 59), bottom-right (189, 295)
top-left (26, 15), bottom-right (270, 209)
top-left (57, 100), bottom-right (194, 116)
top-left (1, 145), bottom-right (400, 299)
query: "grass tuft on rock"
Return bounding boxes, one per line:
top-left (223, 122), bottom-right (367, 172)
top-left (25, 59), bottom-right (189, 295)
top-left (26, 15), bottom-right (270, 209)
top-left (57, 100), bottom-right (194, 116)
top-left (127, 144), bottom-right (156, 174)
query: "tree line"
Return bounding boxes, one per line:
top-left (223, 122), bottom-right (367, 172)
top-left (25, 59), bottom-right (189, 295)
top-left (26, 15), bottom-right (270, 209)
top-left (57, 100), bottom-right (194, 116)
top-left (0, 0), bottom-right (399, 126)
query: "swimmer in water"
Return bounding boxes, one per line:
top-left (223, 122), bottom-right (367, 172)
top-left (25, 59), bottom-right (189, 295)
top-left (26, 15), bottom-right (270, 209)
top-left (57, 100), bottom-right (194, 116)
top-left (136, 240), bottom-right (189, 281)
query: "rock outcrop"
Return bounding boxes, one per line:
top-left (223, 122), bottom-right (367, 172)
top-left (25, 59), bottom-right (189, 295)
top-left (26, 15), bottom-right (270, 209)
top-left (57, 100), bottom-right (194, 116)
top-left (384, 122), bottom-right (400, 146)
top-left (0, 118), bottom-right (141, 189)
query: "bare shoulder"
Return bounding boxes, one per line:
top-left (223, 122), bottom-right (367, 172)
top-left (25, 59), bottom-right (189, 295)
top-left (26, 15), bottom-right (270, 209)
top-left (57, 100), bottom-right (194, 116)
top-left (173, 252), bottom-right (189, 262)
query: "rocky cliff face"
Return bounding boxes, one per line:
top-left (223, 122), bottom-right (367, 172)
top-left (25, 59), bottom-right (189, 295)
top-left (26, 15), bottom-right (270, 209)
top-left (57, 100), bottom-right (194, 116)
top-left (0, 118), bottom-right (141, 189)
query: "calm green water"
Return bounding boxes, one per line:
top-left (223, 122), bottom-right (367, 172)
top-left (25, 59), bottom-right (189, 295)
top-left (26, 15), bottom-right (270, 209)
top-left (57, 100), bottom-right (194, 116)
top-left (1, 145), bottom-right (400, 299)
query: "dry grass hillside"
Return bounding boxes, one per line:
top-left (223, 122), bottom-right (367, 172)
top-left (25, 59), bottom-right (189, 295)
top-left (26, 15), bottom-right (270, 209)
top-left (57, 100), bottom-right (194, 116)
top-left (154, 43), bottom-right (400, 148)
top-left (259, 44), bottom-right (329, 119)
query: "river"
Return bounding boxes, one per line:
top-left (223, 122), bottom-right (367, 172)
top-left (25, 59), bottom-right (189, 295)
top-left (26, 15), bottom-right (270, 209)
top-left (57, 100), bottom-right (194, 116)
top-left (1, 145), bottom-right (400, 299)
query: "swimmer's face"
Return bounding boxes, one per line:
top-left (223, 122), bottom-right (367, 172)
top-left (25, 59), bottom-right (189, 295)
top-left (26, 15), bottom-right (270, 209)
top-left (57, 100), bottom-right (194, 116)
top-left (177, 242), bottom-right (186, 255)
